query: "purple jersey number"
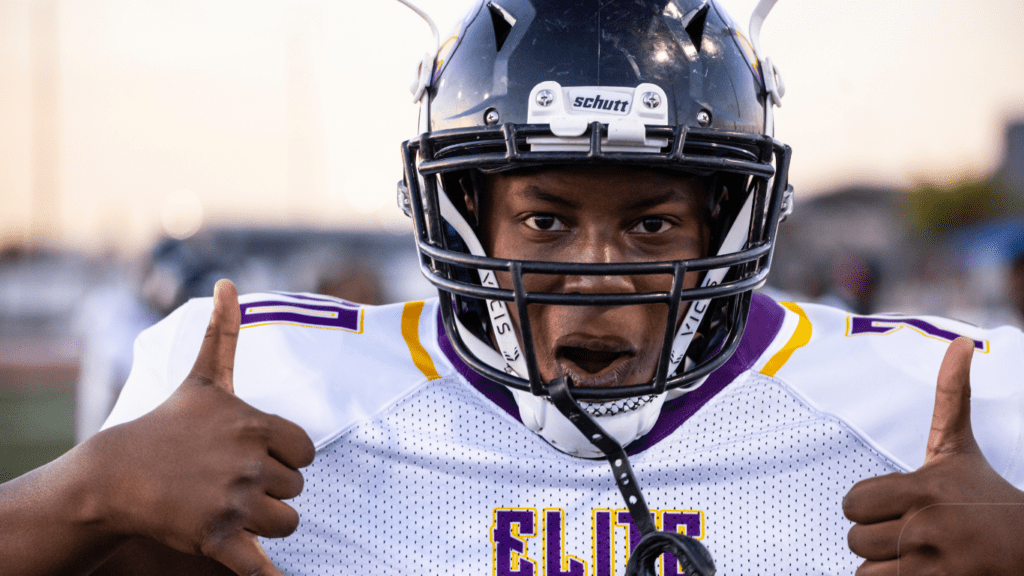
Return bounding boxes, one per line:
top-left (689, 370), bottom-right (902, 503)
top-left (848, 316), bottom-right (987, 352)
top-left (239, 292), bottom-right (363, 333)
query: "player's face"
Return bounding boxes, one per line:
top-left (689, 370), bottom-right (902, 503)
top-left (475, 166), bottom-right (710, 389)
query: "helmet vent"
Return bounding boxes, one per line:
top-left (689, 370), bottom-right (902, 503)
top-left (684, 4), bottom-right (709, 52)
top-left (487, 2), bottom-right (515, 51)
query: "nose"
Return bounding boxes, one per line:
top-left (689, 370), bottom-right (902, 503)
top-left (558, 231), bottom-right (636, 295)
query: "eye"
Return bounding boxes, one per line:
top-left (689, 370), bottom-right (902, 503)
top-left (524, 214), bottom-right (565, 231)
top-left (631, 217), bottom-right (672, 234)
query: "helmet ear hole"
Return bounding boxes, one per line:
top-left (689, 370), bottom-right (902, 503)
top-left (707, 174), bottom-right (751, 253)
top-left (684, 4), bottom-right (709, 51)
top-left (488, 2), bottom-right (515, 51)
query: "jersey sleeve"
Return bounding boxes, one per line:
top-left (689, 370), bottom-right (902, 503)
top-left (758, 301), bottom-right (1024, 487)
top-left (102, 294), bottom-right (449, 448)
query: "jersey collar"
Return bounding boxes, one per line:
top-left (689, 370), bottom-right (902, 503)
top-left (436, 292), bottom-right (786, 456)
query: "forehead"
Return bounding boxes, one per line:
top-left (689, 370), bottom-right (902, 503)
top-left (481, 165), bottom-right (709, 209)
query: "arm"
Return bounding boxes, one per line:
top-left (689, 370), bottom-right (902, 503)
top-left (0, 434), bottom-right (130, 575)
top-left (0, 280), bottom-right (315, 575)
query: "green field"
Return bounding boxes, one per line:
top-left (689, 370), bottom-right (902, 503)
top-left (0, 390), bottom-right (76, 483)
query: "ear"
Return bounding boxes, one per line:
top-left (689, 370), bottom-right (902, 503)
top-left (709, 176), bottom-right (728, 222)
top-left (459, 173), bottom-right (480, 227)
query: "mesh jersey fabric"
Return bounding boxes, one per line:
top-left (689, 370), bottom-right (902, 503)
top-left (103, 291), bottom-right (1024, 575)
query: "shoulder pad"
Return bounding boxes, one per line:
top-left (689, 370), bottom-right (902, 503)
top-left (753, 301), bottom-right (1024, 479)
top-left (105, 294), bottom-right (450, 447)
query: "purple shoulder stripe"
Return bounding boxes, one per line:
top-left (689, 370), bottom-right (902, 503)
top-left (436, 292), bottom-right (785, 455)
top-left (624, 292), bottom-right (785, 454)
top-left (436, 314), bottom-right (522, 421)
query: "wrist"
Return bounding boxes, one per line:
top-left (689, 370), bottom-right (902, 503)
top-left (64, 425), bottom-right (136, 540)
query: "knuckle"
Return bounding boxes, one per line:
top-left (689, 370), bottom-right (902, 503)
top-left (236, 456), bottom-right (265, 485)
top-left (235, 414), bottom-right (272, 442)
top-left (915, 475), bottom-right (949, 506)
top-left (897, 516), bottom-right (939, 554)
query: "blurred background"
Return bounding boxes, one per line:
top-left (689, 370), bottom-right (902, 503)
top-left (2, 0), bottom-right (1023, 482)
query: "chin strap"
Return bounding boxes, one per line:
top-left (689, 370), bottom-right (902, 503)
top-left (437, 190), bottom-right (528, 376)
top-left (546, 376), bottom-right (716, 576)
top-left (667, 189), bottom-right (754, 374)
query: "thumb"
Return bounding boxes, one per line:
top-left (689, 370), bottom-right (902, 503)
top-left (189, 279), bottom-right (241, 394)
top-left (210, 533), bottom-right (284, 576)
top-left (924, 336), bottom-right (979, 465)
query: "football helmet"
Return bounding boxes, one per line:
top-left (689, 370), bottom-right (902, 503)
top-left (399, 0), bottom-right (792, 456)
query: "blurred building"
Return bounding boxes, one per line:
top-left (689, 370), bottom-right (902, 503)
top-left (767, 167), bottom-right (1024, 330)
top-left (1000, 121), bottom-right (1024, 194)
top-left (766, 186), bottom-right (908, 315)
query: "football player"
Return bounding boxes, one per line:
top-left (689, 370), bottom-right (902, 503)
top-left (2, 0), bottom-right (1024, 575)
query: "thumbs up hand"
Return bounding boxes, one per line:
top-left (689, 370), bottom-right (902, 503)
top-left (843, 337), bottom-right (1024, 575)
top-left (89, 280), bottom-right (316, 575)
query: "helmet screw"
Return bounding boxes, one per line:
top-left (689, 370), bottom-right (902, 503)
top-left (642, 92), bottom-right (661, 109)
top-left (696, 109), bottom-right (712, 126)
top-left (536, 89), bottom-right (555, 107)
top-left (484, 108), bottom-right (501, 125)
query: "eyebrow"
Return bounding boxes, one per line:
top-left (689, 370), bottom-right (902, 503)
top-left (625, 188), bottom-right (688, 211)
top-left (521, 185), bottom-right (581, 209)
top-left (521, 185), bottom-right (688, 211)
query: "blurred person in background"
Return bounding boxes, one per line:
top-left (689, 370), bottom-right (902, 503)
top-left (313, 257), bottom-right (386, 306)
top-left (1010, 251), bottom-right (1024, 326)
top-left (74, 234), bottom-right (396, 442)
top-left (74, 238), bottom-right (221, 441)
top-left (817, 252), bottom-right (881, 315)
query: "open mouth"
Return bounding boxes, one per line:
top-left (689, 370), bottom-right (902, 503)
top-left (554, 338), bottom-right (639, 388)
top-left (559, 347), bottom-right (628, 374)
top-left (550, 338), bottom-right (656, 414)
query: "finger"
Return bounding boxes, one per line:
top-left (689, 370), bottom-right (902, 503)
top-left (246, 496), bottom-right (302, 539)
top-left (924, 336), bottom-right (979, 465)
top-left (843, 473), bottom-right (923, 524)
top-left (853, 558), bottom-right (896, 576)
top-left (848, 518), bottom-right (903, 561)
top-left (206, 531), bottom-right (283, 576)
top-left (260, 456), bottom-right (306, 501)
top-left (190, 279), bottom-right (241, 394)
top-left (858, 554), bottom-right (938, 576)
top-left (265, 414), bottom-right (316, 470)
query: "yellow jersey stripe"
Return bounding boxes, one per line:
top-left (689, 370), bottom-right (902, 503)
top-left (401, 301), bottom-right (441, 381)
top-left (760, 302), bottom-right (812, 377)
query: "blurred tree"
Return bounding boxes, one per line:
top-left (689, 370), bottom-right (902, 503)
top-left (904, 178), bottom-right (1023, 237)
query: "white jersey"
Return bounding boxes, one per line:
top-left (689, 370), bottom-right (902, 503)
top-left (104, 292), bottom-right (1024, 575)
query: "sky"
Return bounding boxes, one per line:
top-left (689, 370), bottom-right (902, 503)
top-left (1, 0), bottom-right (1022, 255)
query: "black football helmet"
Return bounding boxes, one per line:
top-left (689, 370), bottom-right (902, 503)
top-left (399, 0), bottom-right (792, 403)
